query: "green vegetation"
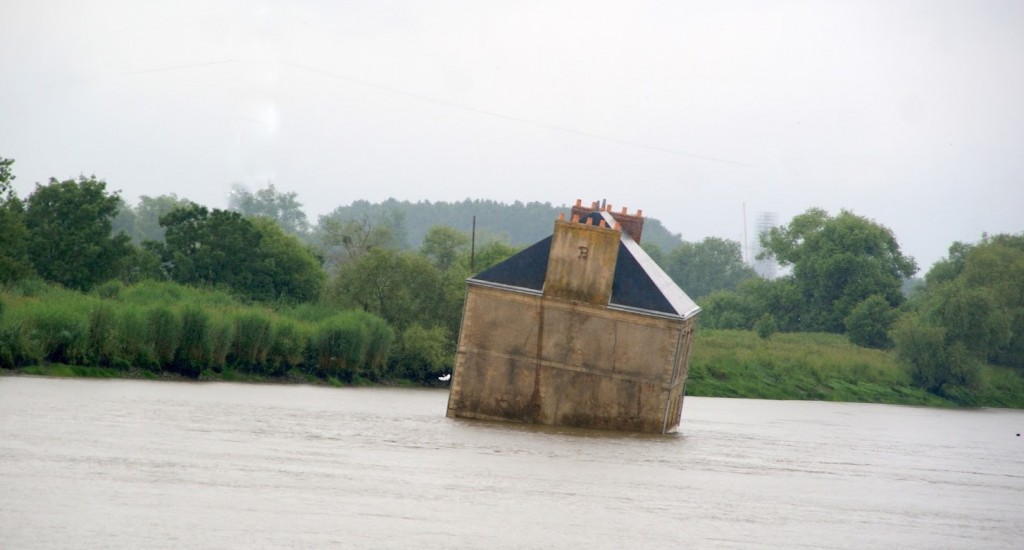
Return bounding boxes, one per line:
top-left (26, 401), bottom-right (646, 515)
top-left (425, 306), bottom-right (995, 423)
top-left (0, 280), bottom-right (399, 384)
top-left (25, 175), bottom-right (133, 291)
top-left (318, 197), bottom-right (686, 252)
top-left (1, 157), bottom-right (1021, 406)
top-left (687, 330), bottom-right (1024, 407)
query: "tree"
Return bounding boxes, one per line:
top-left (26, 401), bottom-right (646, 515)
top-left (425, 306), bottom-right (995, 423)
top-left (113, 194), bottom-right (193, 244)
top-left (466, 240), bottom-right (520, 273)
top-left (421, 225), bottom-right (470, 271)
top-left (664, 237), bottom-right (758, 300)
top-left (249, 217), bottom-right (326, 303)
top-left (844, 294), bottom-right (898, 349)
top-left (892, 313), bottom-right (980, 398)
top-left (760, 208), bottom-right (917, 332)
top-left (316, 214), bottom-right (402, 272)
top-left (695, 277), bottom-right (801, 332)
top-left (155, 203), bottom-right (265, 297)
top-left (924, 241), bottom-right (973, 287)
top-left (228, 183), bottom-right (310, 237)
top-left (914, 233), bottom-right (1024, 367)
top-left (329, 248), bottom-right (449, 332)
top-left (0, 157), bottom-right (33, 284)
top-left (24, 175), bottom-right (132, 291)
top-left (926, 282), bottom-right (1010, 358)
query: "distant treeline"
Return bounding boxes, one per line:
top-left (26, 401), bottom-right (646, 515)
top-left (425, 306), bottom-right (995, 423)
top-left (319, 197), bottom-right (687, 252)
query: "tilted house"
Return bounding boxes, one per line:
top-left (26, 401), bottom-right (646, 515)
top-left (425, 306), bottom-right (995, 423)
top-left (446, 200), bottom-right (701, 433)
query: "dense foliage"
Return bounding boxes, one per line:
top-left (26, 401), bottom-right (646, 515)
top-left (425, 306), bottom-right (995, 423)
top-left (0, 281), bottom-right (392, 383)
top-left (661, 237), bottom-right (757, 300)
top-left (151, 203), bottom-right (325, 303)
top-left (891, 234), bottom-right (1024, 398)
top-left (1, 159), bottom-right (1020, 402)
top-left (759, 208), bottom-right (917, 332)
top-left (0, 158), bottom-right (33, 284)
top-left (700, 209), bottom-right (917, 334)
top-left (25, 176), bottom-right (133, 291)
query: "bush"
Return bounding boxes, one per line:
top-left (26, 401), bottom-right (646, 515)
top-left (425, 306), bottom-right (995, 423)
top-left (86, 304), bottom-right (118, 366)
top-left (311, 314), bottom-right (369, 381)
top-left (845, 294), bottom-right (897, 349)
top-left (362, 314), bottom-right (394, 377)
top-left (268, 319), bottom-right (306, 376)
top-left (175, 305), bottom-right (210, 377)
top-left (0, 320), bottom-right (30, 368)
top-left (94, 280), bottom-right (124, 300)
top-left (392, 324), bottom-right (450, 382)
top-left (147, 306), bottom-right (179, 369)
top-left (207, 315), bottom-right (233, 371)
top-left (24, 305), bottom-right (87, 365)
top-left (116, 306), bottom-right (155, 369)
top-left (754, 313), bottom-right (777, 339)
top-left (892, 314), bottom-right (981, 396)
top-left (232, 311), bottom-right (273, 373)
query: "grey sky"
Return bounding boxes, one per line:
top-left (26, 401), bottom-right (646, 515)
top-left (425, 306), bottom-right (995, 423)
top-left (2, 0), bottom-right (1022, 271)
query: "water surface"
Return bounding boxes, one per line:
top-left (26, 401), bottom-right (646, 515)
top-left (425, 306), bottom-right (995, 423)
top-left (1, 377), bottom-right (1022, 548)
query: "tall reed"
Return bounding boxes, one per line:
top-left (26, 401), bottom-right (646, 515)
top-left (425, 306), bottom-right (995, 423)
top-left (232, 311), bottom-right (272, 374)
top-left (175, 305), bottom-right (210, 378)
top-left (147, 306), bottom-right (179, 370)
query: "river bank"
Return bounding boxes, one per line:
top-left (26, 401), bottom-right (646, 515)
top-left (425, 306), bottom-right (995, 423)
top-left (6, 328), bottom-right (1023, 409)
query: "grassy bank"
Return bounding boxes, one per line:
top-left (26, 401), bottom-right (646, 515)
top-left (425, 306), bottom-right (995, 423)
top-left (3, 281), bottom-right (1022, 407)
top-left (0, 280), bottom-right (394, 384)
top-left (688, 330), bottom-right (1024, 408)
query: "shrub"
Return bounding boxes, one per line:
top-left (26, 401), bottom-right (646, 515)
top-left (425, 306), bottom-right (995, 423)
top-left (32, 311), bottom-right (86, 364)
top-left (116, 306), bottom-right (155, 369)
top-left (147, 306), bottom-right (179, 369)
top-left (0, 320), bottom-right (30, 368)
top-left (268, 319), bottom-right (306, 376)
top-left (86, 304), bottom-right (118, 366)
top-left (754, 313), bottom-right (777, 340)
top-left (175, 305), bottom-right (210, 377)
top-left (362, 314), bottom-right (394, 378)
top-left (844, 294), bottom-right (897, 349)
top-left (94, 280), bottom-right (124, 300)
top-left (311, 314), bottom-right (369, 381)
top-left (207, 315), bottom-right (233, 371)
top-left (892, 314), bottom-right (981, 396)
top-left (392, 324), bottom-right (450, 382)
top-left (232, 311), bottom-right (273, 373)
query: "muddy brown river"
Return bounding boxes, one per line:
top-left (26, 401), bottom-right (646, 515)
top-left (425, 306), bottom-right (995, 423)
top-left (1, 377), bottom-right (1022, 548)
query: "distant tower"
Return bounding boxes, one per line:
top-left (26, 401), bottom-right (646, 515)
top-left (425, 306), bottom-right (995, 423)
top-left (752, 212), bottom-right (779, 279)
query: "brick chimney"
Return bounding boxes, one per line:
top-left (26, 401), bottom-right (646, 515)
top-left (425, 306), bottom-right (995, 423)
top-left (570, 199), bottom-right (645, 244)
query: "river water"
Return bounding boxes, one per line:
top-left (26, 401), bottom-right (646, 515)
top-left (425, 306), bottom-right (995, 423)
top-left (1, 377), bottom-right (1022, 549)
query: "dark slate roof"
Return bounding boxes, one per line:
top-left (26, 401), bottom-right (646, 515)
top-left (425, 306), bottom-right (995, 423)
top-left (471, 236), bottom-right (551, 292)
top-left (470, 212), bottom-right (700, 319)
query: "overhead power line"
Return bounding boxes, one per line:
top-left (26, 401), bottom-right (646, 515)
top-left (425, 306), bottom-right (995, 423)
top-left (280, 60), bottom-right (753, 168)
top-left (122, 59), bottom-right (236, 75)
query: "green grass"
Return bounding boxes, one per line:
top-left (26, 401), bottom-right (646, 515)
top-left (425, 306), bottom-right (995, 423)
top-left (688, 330), bottom-right (1024, 407)
top-left (20, 363), bottom-right (123, 378)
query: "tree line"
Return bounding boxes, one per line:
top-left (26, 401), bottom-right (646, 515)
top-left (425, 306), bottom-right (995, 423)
top-left (2, 156), bottom-right (1021, 398)
top-left (697, 207), bottom-right (1023, 401)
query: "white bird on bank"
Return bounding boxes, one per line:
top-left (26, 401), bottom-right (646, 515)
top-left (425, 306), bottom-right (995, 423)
top-left (438, 373), bottom-right (451, 382)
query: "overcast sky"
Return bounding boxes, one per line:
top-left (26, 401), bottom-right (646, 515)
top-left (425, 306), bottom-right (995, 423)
top-left (2, 0), bottom-right (1022, 271)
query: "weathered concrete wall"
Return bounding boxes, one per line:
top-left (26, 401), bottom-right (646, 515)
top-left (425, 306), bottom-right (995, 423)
top-left (447, 284), bottom-right (696, 433)
top-left (543, 219), bottom-right (620, 306)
